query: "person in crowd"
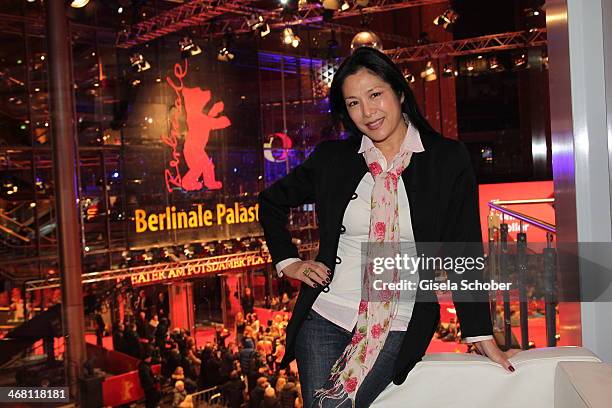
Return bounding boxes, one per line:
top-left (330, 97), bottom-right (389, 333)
top-left (235, 312), bottom-right (246, 345)
top-left (215, 323), bottom-right (230, 350)
top-left (250, 376), bottom-right (269, 408)
top-left (138, 352), bottom-right (161, 408)
top-left (172, 380), bottom-right (188, 408)
top-left (166, 343), bottom-right (183, 378)
top-left (295, 383), bottom-right (304, 408)
top-left (123, 323), bottom-right (141, 359)
top-left (260, 386), bottom-right (282, 408)
top-left (147, 314), bottom-right (160, 340)
top-left (156, 291), bottom-right (169, 318)
top-left (172, 366), bottom-right (197, 394)
top-left (270, 296), bottom-right (280, 311)
top-left (258, 46), bottom-right (516, 407)
top-left (112, 322), bottom-right (126, 354)
top-left (219, 343), bottom-right (238, 384)
top-left (279, 376), bottom-right (300, 408)
top-left (94, 308), bottom-right (105, 347)
top-left (280, 293), bottom-right (290, 312)
top-left (185, 336), bottom-right (201, 376)
top-left (155, 317), bottom-right (169, 346)
top-left (134, 289), bottom-right (149, 317)
top-left (199, 345), bottom-right (221, 389)
top-left (220, 369), bottom-right (246, 408)
top-left (136, 311), bottom-right (148, 339)
top-left (251, 312), bottom-right (261, 335)
top-left (171, 365), bottom-right (185, 384)
top-left (243, 325), bottom-right (257, 344)
top-left (275, 377), bottom-right (287, 396)
top-left (241, 287), bottom-right (255, 315)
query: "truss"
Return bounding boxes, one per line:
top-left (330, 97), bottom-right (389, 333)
top-left (25, 242), bottom-right (319, 291)
top-left (386, 28), bottom-right (547, 62)
top-left (116, 0), bottom-right (448, 48)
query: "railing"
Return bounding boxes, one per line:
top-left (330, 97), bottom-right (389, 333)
top-left (188, 385), bottom-right (226, 408)
top-left (487, 198), bottom-right (558, 350)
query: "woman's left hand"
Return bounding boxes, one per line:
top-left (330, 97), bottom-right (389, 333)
top-left (472, 339), bottom-right (520, 372)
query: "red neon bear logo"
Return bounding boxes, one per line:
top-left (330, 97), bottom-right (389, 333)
top-left (181, 86), bottom-right (231, 191)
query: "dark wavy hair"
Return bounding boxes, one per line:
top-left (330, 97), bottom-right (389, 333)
top-left (329, 46), bottom-right (438, 144)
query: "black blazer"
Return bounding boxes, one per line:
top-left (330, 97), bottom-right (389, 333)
top-left (258, 129), bottom-right (493, 385)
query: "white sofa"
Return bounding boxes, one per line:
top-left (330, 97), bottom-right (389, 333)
top-left (371, 347), bottom-right (605, 408)
top-left (554, 361), bottom-right (612, 408)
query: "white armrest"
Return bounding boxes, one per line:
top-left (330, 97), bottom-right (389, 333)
top-left (555, 361), bottom-right (612, 408)
top-left (371, 347), bottom-right (600, 408)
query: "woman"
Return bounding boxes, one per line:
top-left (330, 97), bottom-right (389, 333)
top-left (258, 47), bottom-right (517, 408)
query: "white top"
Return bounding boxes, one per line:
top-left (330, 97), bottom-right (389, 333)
top-left (276, 129), bottom-right (492, 342)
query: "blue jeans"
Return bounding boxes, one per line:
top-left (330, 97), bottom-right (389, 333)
top-left (294, 310), bottom-right (405, 408)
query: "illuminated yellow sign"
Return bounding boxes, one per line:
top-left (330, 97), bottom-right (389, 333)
top-left (134, 202), bottom-right (259, 233)
top-left (130, 252), bottom-right (271, 285)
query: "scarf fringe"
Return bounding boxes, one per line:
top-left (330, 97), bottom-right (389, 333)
top-left (313, 381), bottom-right (354, 408)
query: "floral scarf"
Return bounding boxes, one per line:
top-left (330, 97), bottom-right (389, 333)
top-left (314, 119), bottom-right (419, 407)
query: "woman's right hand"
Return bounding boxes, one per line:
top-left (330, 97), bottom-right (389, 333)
top-left (281, 260), bottom-right (331, 288)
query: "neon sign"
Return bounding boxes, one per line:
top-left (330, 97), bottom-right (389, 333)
top-left (134, 202), bottom-right (259, 233)
top-left (130, 252), bottom-right (272, 285)
top-left (263, 132), bottom-right (293, 162)
top-left (162, 59), bottom-right (231, 192)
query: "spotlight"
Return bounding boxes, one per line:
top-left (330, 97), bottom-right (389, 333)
top-left (442, 63), bottom-right (457, 77)
top-left (179, 37), bottom-right (202, 59)
top-left (466, 59), bottom-right (475, 72)
top-left (292, 35), bottom-right (301, 48)
top-left (402, 69), bottom-right (415, 84)
top-left (71, 0), bottom-right (90, 8)
top-left (246, 14), bottom-right (271, 38)
top-left (420, 61), bottom-right (437, 81)
top-left (218, 32), bottom-right (235, 62)
top-left (282, 28), bottom-right (294, 45)
top-left (322, 0), bottom-right (340, 10)
top-left (433, 8), bottom-right (459, 30)
top-left (514, 53), bottom-right (527, 68)
top-left (217, 46), bottom-right (234, 62)
top-left (280, 0), bottom-right (298, 12)
top-left (322, 0), bottom-right (340, 21)
top-left (281, 27), bottom-right (301, 47)
top-left (525, 7), bottom-right (543, 17)
top-left (488, 56), bottom-right (499, 70)
top-left (130, 53), bottom-right (150, 72)
top-left (341, 0), bottom-right (350, 11)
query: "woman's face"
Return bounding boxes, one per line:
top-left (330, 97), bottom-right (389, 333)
top-left (342, 68), bottom-right (405, 144)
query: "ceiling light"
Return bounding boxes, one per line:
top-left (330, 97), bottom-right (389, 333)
top-left (179, 37), bottom-right (202, 59)
top-left (514, 53), bottom-right (527, 68)
top-left (489, 56), bottom-right (499, 70)
top-left (442, 64), bottom-right (457, 77)
top-left (291, 35), bottom-right (301, 48)
top-left (282, 28), bottom-right (293, 45)
top-left (433, 8), bottom-right (459, 30)
top-left (217, 47), bottom-right (235, 62)
top-left (130, 53), bottom-right (151, 72)
top-left (402, 69), bottom-right (415, 84)
top-left (420, 61), bottom-right (437, 81)
top-left (246, 14), bottom-right (271, 38)
top-left (70, 0), bottom-right (90, 8)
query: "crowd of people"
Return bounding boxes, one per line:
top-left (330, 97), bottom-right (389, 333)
top-left (110, 288), bottom-right (303, 408)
